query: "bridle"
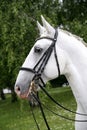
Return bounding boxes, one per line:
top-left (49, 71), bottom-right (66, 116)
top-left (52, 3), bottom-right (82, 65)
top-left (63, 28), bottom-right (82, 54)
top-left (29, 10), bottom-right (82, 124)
top-left (20, 29), bottom-right (87, 130)
top-left (20, 29), bottom-right (60, 87)
top-left (20, 29), bottom-right (60, 130)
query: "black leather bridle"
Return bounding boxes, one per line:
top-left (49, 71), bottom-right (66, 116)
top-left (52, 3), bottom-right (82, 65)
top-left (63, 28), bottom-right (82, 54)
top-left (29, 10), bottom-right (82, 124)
top-left (20, 29), bottom-right (60, 87)
top-left (19, 29), bottom-right (60, 130)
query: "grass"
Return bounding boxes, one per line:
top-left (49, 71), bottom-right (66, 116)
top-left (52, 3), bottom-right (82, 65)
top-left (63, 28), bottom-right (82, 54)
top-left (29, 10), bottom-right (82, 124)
top-left (0, 87), bottom-right (76, 130)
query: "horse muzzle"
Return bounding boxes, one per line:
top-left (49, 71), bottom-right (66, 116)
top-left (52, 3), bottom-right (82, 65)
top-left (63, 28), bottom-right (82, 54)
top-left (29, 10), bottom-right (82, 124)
top-left (15, 81), bottom-right (39, 106)
top-left (15, 85), bottom-right (29, 99)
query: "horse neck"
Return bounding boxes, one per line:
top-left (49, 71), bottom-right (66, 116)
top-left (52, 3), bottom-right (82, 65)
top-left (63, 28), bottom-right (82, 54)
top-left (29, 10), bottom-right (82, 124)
top-left (65, 61), bottom-right (87, 111)
top-left (58, 29), bottom-right (87, 57)
top-left (58, 29), bottom-right (87, 85)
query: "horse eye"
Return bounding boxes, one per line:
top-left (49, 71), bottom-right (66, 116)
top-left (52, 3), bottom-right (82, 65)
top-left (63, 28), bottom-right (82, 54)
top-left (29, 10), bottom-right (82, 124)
top-left (34, 47), bottom-right (42, 53)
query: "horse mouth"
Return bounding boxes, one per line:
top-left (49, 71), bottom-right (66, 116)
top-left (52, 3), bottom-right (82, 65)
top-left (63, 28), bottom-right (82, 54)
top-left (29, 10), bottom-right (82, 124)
top-left (15, 86), bottom-right (29, 99)
top-left (15, 81), bottom-right (37, 101)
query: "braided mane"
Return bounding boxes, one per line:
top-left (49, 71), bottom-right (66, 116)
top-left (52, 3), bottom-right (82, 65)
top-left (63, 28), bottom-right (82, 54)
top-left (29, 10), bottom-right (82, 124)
top-left (60, 29), bottom-right (87, 47)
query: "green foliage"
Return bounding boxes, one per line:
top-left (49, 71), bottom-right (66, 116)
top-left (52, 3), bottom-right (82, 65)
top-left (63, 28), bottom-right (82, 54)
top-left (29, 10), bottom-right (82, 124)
top-left (62, 0), bottom-right (87, 21)
top-left (68, 20), bottom-right (87, 43)
top-left (0, 0), bottom-right (87, 90)
top-left (0, 0), bottom-right (39, 88)
top-left (50, 75), bottom-right (68, 87)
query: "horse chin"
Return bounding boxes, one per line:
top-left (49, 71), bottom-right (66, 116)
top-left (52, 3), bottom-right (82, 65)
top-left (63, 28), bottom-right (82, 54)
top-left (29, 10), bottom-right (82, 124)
top-left (28, 94), bottom-right (39, 107)
top-left (15, 90), bottom-right (39, 106)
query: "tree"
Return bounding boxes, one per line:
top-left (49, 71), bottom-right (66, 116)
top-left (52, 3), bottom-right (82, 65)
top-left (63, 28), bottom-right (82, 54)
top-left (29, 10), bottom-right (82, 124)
top-left (0, 89), bottom-right (6, 100)
top-left (62, 0), bottom-right (87, 22)
top-left (0, 0), bottom-right (39, 101)
top-left (0, 0), bottom-right (87, 95)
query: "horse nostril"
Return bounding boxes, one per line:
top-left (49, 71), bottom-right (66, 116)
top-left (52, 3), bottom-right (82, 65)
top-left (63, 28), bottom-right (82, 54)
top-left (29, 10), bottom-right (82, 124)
top-left (15, 86), bottom-right (21, 95)
top-left (17, 87), bottom-right (20, 91)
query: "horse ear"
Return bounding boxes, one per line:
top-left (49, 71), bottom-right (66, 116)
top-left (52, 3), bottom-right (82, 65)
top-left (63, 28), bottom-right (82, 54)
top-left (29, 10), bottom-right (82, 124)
top-left (37, 21), bottom-right (47, 36)
top-left (41, 15), bottom-right (55, 35)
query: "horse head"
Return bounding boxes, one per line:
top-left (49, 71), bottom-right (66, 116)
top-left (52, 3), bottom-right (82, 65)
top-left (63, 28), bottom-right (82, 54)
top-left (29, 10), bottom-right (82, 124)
top-left (14, 16), bottom-right (67, 104)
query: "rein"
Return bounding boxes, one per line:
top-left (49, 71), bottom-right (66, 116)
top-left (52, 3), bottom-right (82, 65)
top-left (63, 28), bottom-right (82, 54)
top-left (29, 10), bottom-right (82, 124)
top-left (20, 29), bottom-right (87, 129)
top-left (29, 88), bottom-right (87, 130)
top-left (31, 91), bottom-right (87, 122)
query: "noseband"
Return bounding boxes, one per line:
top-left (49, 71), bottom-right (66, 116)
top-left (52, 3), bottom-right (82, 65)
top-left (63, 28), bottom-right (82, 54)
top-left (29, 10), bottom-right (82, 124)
top-left (20, 29), bottom-right (60, 86)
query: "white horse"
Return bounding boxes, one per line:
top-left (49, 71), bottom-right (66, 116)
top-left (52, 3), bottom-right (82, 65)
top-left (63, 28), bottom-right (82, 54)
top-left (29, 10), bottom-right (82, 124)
top-left (15, 16), bottom-right (87, 130)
